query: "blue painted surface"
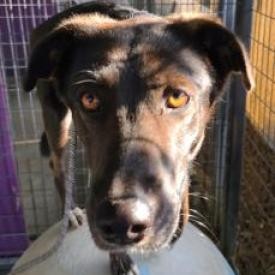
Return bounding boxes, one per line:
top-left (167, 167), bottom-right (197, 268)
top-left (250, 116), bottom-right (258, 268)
top-left (139, 264), bottom-right (150, 275)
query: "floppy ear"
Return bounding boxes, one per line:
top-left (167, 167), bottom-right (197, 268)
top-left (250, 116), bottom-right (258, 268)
top-left (24, 30), bottom-right (71, 92)
top-left (24, 1), bottom-right (147, 92)
top-left (167, 16), bottom-right (254, 102)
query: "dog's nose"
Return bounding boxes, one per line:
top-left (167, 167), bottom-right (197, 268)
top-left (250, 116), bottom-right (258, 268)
top-left (95, 198), bottom-right (150, 245)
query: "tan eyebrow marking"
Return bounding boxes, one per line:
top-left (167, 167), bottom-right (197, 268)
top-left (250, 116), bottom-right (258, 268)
top-left (57, 13), bottom-right (165, 34)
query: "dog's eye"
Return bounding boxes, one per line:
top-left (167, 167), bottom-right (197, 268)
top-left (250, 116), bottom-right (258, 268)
top-left (166, 89), bottom-right (189, 109)
top-left (81, 93), bottom-right (100, 111)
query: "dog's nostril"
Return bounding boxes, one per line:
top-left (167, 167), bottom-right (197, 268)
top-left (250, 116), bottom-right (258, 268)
top-left (101, 225), bottom-right (114, 236)
top-left (143, 174), bottom-right (161, 186)
top-left (131, 224), bottom-right (147, 234)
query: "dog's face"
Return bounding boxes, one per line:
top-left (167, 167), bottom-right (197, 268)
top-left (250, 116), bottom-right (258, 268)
top-left (25, 13), bottom-right (253, 252)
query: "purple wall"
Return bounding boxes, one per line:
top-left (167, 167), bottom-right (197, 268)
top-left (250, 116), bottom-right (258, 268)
top-left (0, 75), bottom-right (29, 256)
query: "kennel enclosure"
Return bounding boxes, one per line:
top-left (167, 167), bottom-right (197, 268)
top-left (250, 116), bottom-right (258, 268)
top-left (0, 1), bottom-right (274, 274)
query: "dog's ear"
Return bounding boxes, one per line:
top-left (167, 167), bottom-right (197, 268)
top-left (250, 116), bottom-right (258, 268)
top-left (24, 29), bottom-right (71, 92)
top-left (24, 1), bottom-right (146, 92)
top-left (167, 16), bottom-right (254, 102)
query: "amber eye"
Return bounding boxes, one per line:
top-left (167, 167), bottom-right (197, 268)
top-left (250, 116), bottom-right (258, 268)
top-left (166, 89), bottom-right (189, 109)
top-left (81, 92), bottom-right (100, 111)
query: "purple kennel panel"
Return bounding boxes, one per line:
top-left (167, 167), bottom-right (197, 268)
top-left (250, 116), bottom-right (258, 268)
top-left (0, 0), bottom-right (58, 76)
top-left (0, 75), bottom-right (29, 256)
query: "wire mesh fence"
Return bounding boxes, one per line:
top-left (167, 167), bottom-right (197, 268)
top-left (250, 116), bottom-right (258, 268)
top-left (0, 0), bottom-right (274, 274)
top-left (0, 0), bottom-right (77, 241)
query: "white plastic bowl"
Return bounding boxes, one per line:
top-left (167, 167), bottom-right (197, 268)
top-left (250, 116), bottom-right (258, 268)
top-left (10, 218), bottom-right (234, 275)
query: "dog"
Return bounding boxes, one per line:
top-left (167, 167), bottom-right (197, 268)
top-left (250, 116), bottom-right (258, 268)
top-left (24, 1), bottom-right (253, 274)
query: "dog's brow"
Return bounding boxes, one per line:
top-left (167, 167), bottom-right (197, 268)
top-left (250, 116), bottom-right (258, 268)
top-left (146, 82), bottom-right (165, 90)
top-left (71, 79), bottom-right (97, 86)
top-left (71, 70), bottom-right (97, 85)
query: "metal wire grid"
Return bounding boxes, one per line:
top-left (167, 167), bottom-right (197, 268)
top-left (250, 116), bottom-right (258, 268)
top-left (0, 0), bottom-right (77, 238)
top-left (129, 0), bottom-right (220, 15)
top-left (235, 1), bottom-right (275, 274)
top-left (0, 0), bottom-right (238, 259)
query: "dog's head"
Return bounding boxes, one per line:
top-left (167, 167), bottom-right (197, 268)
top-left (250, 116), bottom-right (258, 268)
top-left (25, 7), bottom-right (253, 253)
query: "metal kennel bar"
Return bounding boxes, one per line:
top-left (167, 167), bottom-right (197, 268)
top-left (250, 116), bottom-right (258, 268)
top-left (220, 0), bottom-right (254, 264)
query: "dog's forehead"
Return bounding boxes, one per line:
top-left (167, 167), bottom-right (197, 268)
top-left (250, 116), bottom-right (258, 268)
top-left (69, 22), bottom-right (211, 91)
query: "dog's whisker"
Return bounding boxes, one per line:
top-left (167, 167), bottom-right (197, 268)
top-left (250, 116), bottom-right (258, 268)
top-left (178, 211), bottom-right (217, 242)
top-left (188, 192), bottom-right (214, 201)
top-left (188, 218), bottom-right (218, 242)
top-left (183, 213), bottom-right (202, 221)
top-left (188, 212), bottom-right (214, 232)
top-left (189, 209), bottom-right (209, 223)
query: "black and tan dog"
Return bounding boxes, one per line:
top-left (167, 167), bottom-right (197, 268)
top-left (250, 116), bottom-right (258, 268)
top-left (24, 1), bottom-right (253, 274)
